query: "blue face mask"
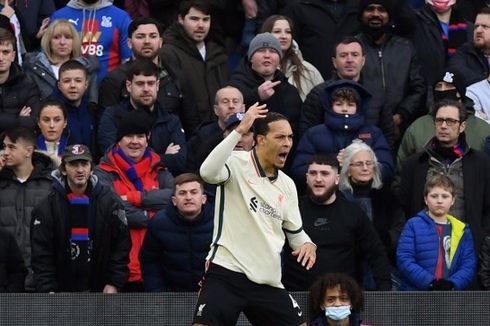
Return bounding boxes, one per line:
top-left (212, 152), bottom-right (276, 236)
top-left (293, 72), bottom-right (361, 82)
top-left (324, 305), bottom-right (351, 321)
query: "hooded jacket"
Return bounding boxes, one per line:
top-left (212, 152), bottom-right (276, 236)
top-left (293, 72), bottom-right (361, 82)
top-left (30, 171), bottom-right (131, 292)
top-left (291, 80), bottom-right (393, 184)
top-left (159, 23), bottom-right (229, 123)
top-left (51, 0), bottom-right (132, 81)
top-left (397, 210), bottom-right (477, 290)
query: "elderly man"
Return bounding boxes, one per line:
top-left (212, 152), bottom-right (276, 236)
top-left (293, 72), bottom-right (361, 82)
top-left (186, 86), bottom-right (245, 171)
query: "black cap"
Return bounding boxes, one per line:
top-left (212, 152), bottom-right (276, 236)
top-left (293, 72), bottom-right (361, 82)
top-left (116, 109), bottom-right (153, 141)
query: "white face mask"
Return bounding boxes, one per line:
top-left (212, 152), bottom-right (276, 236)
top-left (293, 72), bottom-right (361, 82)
top-left (426, 0), bottom-right (456, 13)
top-left (324, 305), bottom-right (351, 321)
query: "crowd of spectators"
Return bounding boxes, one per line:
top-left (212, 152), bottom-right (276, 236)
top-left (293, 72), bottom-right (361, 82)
top-left (2, 0), bottom-right (490, 324)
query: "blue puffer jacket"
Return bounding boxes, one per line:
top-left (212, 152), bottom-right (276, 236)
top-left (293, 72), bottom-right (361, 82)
top-left (139, 202), bottom-right (214, 292)
top-left (397, 210), bottom-right (477, 290)
top-left (291, 80), bottom-right (393, 184)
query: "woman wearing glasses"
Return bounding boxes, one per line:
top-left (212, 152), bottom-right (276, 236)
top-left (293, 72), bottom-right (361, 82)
top-left (291, 80), bottom-right (393, 186)
top-left (339, 141), bottom-right (405, 290)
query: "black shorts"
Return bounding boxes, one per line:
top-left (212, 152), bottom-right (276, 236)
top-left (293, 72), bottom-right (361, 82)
top-left (192, 263), bottom-right (305, 326)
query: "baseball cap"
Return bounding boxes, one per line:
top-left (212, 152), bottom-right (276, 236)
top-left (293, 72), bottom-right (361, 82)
top-left (62, 144), bottom-right (93, 163)
top-left (224, 112), bottom-right (246, 130)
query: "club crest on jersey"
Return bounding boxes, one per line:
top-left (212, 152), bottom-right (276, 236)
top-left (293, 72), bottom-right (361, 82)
top-left (101, 16), bottom-right (112, 28)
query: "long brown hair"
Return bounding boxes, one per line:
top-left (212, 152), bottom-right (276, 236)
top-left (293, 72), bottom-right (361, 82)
top-left (260, 15), bottom-right (306, 94)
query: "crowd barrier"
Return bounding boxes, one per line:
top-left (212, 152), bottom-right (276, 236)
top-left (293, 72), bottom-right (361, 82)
top-left (1, 291), bottom-right (489, 325)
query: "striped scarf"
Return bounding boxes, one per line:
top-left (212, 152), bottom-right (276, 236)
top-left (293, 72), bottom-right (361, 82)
top-left (442, 10), bottom-right (468, 58)
top-left (111, 145), bottom-right (152, 191)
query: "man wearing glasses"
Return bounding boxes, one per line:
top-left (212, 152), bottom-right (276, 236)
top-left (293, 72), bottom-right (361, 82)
top-left (399, 99), bottom-right (490, 256)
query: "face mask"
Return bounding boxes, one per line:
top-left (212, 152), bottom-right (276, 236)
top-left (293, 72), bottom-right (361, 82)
top-left (434, 89), bottom-right (459, 102)
top-left (324, 305), bottom-right (351, 321)
top-left (426, 0), bottom-right (456, 13)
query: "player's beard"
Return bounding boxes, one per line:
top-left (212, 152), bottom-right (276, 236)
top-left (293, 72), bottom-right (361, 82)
top-left (307, 183), bottom-right (337, 204)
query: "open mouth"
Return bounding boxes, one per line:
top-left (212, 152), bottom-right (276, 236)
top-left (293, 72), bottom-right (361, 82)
top-left (278, 152), bottom-right (288, 162)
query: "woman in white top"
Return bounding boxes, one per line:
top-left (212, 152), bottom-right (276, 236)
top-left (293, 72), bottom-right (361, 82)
top-left (260, 15), bottom-right (324, 101)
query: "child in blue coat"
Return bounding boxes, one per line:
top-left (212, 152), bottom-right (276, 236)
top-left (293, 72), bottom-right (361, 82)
top-left (397, 174), bottom-right (476, 290)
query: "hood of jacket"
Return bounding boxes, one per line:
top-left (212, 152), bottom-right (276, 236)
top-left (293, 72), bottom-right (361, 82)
top-left (321, 80), bottom-right (371, 131)
top-left (232, 56), bottom-right (287, 88)
top-left (67, 0), bottom-right (113, 10)
top-left (0, 151), bottom-right (54, 181)
top-left (51, 168), bottom-right (101, 196)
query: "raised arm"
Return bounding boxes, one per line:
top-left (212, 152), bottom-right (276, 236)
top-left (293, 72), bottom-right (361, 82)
top-left (200, 103), bottom-right (268, 184)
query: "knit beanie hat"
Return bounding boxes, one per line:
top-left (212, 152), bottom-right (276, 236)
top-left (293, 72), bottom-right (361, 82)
top-left (247, 32), bottom-right (283, 60)
top-left (358, 0), bottom-right (393, 18)
top-left (117, 109), bottom-right (153, 141)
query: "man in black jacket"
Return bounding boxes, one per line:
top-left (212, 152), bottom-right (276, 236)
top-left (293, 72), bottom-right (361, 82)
top-left (31, 144), bottom-right (131, 293)
top-left (399, 99), bottom-right (490, 254)
top-left (0, 27), bottom-right (41, 134)
top-left (448, 6), bottom-right (490, 89)
top-left (99, 17), bottom-right (200, 137)
top-left (227, 32), bottom-right (302, 135)
top-left (159, 0), bottom-right (229, 124)
top-left (357, 0), bottom-right (426, 143)
top-left (282, 154), bottom-right (391, 291)
top-left (0, 127), bottom-right (53, 291)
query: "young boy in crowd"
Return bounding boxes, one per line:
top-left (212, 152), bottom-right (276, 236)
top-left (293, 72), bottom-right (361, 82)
top-left (397, 174), bottom-right (476, 290)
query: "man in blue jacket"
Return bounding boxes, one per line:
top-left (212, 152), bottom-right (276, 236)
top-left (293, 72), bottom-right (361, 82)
top-left (139, 173), bottom-right (213, 292)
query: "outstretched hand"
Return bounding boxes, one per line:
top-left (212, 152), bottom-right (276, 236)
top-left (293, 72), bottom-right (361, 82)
top-left (235, 102), bottom-right (268, 135)
top-left (292, 242), bottom-right (316, 270)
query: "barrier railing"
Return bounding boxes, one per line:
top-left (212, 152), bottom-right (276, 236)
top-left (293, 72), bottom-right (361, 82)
top-left (1, 291), bottom-right (489, 325)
